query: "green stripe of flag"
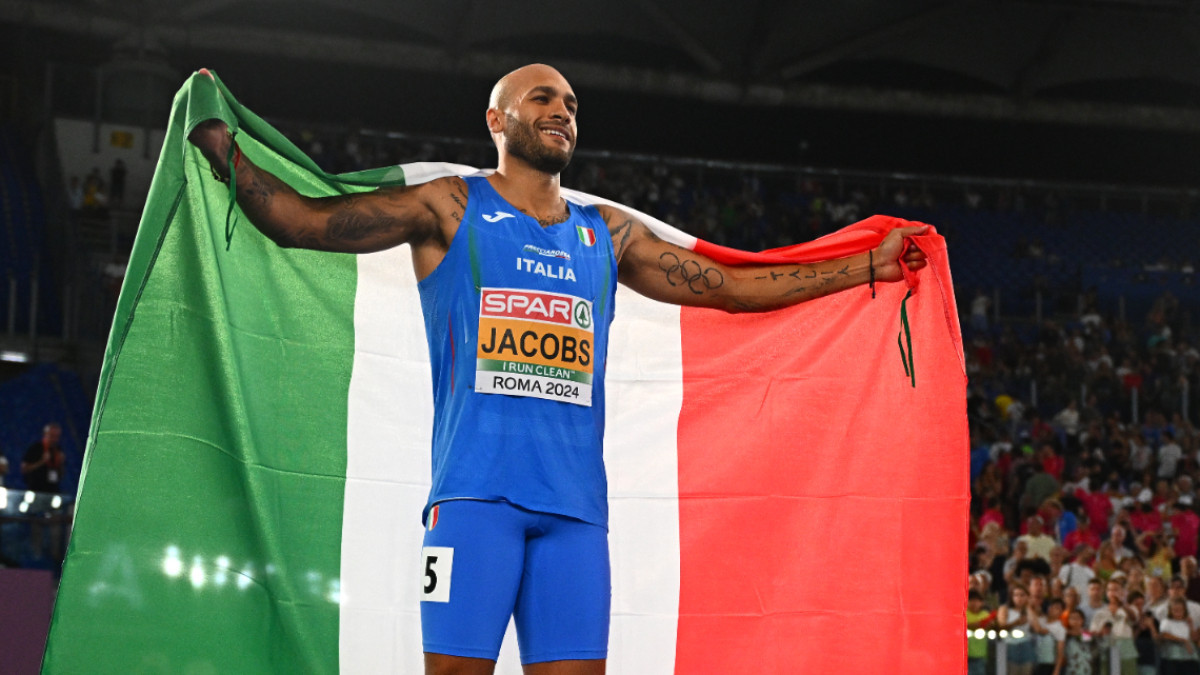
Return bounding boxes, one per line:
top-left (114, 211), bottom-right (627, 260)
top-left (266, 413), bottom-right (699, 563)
top-left (44, 71), bottom-right (393, 673)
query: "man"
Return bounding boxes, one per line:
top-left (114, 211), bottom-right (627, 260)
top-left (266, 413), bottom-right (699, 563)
top-left (1126, 591), bottom-right (1159, 675)
top-left (1064, 511), bottom-right (1101, 552)
top-left (21, 422), bottom-right (65, 493)
top-left (1111, 524), bottom-right (1136, 563)
top-left (1057, 545), bottom-right (1096, 597)
top-left (1146, 574), bottom-right (1169, 618)
top-left (188, 64), bottom-right (928, 675)
top-left (1169, 496), bottom-right (1200, 560)
top-left (1152, 575), bottom-right (1200, 624)
top-left (1089, 579), bottom-right (1138, 675)
top-left (1182, 556), bottom-right (1200, 604)
top-left (1130, 488), bottom-right (1162, 534)
top-left (1041, 498), bottom-right (1074, 543)
top-left (1018, 515), bottom-right (1056, 561)
top-left (1081, 577), bottom-right (1106, 626)
top-left (1028, 574), bottom-right (1049, 614)
top-left (1158, 431), bottom-right (1183, 479)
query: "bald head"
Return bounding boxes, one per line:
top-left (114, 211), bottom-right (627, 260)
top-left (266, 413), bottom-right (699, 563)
top-left (489, 64), bottom-right (571, 113)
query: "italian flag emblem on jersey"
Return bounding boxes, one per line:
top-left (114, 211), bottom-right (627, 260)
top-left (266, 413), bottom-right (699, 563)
top-left (576, 225), bottom-right (596, 246)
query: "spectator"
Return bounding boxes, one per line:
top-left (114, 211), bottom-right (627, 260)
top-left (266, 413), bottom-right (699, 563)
top-left (21, 422), bottom-right (65, 493)
top-left (1141, 531), bottom-right (1176, 580)
top-left (1160, 430), bottom-right (1184, 479)
top-left (1148, 575), bottom-right (1170, 617)
top-left (1065, 513), bottom-right (1102, 552)
top-left (1183, 557), bottom-right (1200, 605)
top-left (1021, 516), bottom-right (1058, 561)
top-left (1131, 435), bottom-right (1154, 475)
top-left (966, 589), bottom-right (992, 675)
top-left (1082, 578), bottom-right (1107, 625)
top-left (1033, 596), bottom-right (1067, 675)
top-left (1154, 577), bottom-right (1200, 624)
top-left (1158, 597), bottom-right (1199, 675)
top-left (971, 289), bottom-right (991, 334)
top-left (1172, 498), bottom-right (1200, 560)
top-left (1113, 525), bottom-right (1138, 563)
top-left (1030, 574), bottom-right (1050, 613)
top-left (1060, 546), bottom-right (1097, 598)
top-left (1076, 486), bottom-right (1114, 539)
top-left (998, 582), bottom-right (1038, 675)
top-left (1089, 579), bottom-right (1138, 674)
top-left (1128, 590), bottom-right (1159, 675)
top-left (1059, 608), bottom-right (1099, 675)
top-left (1044, 499), bottom-right (1075, 543)
top-left (1007, 540), bottom-right (1031, 586)
top-left (1130, 489), bottom-right (1163, 535)
top-left (1095, 541), bottom-right (1121, 583)
top-left (1054, 400), bottom-right (1082, 448)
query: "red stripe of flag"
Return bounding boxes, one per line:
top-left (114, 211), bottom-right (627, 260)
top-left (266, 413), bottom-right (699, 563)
top-left (675, 221), bottom-right (967, 673)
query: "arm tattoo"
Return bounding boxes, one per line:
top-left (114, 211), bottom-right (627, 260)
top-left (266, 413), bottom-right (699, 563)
top-left (658, 251), bottom-right (724, 295)
top-left (449, 189), bottom-right (467, 219)
top-left (449, 190), bottom-right (465, 224)
top-left (272, 229), bottom-right (322, 249)
top-left (612, 219), bottom-right (634, 260)
top-left (327, 207), bottom-right (403, 242)
top-left (237, 169), bottom-right (283, 210)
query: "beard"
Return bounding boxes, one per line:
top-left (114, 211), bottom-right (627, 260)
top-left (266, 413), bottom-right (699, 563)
top-left (504, 113), bottom-right (573, 175)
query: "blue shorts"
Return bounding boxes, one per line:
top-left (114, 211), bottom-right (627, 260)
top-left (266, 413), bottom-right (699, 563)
top-left (419, 499), bottom-right (610, 664)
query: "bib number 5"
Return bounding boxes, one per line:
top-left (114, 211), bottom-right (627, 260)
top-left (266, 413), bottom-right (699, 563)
top-left (420, 546), bottom-right (453, 603)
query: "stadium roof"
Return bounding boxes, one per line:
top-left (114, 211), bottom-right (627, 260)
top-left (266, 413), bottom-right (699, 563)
top-left (3, 0), bottom-right (1200, 130)
top-left (3, 0), bottom-right (1200, 183)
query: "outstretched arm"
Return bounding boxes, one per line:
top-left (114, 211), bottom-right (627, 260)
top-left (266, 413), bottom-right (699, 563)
top-left (188, 119), bottom-right (462, 254)
top-left (600, 205), bottom-right (927, 313)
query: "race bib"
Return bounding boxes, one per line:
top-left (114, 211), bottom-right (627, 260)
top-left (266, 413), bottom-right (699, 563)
top-left (420, 546), bottom-right (453, 603)
top-left (476, 287), bottom-right (594, 406)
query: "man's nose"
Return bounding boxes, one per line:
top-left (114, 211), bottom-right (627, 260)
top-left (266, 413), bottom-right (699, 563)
top-left (549, 100), bottom-right (570, 120)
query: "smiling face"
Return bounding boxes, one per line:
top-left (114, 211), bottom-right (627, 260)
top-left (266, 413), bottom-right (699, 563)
top-left (487, 64), bottom-right (578, 175)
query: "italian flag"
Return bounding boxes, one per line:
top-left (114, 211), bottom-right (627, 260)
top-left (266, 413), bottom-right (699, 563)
top-left (43, 72), bottom-right (968, 673)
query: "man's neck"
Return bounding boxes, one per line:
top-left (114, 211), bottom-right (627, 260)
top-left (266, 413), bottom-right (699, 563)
top-left (489, 158), bottom-right (564, 221)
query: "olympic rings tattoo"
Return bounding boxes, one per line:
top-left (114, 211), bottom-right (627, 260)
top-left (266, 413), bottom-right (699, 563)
top-left (658, 252), bottom-right (725, 294)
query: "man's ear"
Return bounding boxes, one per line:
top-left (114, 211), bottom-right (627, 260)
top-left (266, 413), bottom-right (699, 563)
top-left (486, 107), bottom-right (505, 135)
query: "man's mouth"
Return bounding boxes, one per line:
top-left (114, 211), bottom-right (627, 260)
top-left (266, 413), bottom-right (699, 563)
top-left (541, 127), bottom-right (570, 143)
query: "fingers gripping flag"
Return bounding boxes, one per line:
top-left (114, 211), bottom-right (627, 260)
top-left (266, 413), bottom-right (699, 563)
top-left (43, 71), bottom-right (969, 674)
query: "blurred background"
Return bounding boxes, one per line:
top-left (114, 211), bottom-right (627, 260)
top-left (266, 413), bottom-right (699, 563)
top-left (1, 1), bottom-right (1199, 672)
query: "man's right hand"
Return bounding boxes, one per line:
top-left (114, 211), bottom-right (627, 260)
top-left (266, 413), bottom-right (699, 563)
top-left (179, 118), bottom-right (461, 261)
top-left (188, 119), bottom-right (233, 180)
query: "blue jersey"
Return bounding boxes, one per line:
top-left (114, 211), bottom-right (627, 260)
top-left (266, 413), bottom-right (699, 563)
top-left (418, 176), bottom-right (617, 527)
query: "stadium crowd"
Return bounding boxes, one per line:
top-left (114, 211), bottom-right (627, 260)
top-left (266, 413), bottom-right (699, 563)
top-left (966, 286), bottom-right (1200, 674)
